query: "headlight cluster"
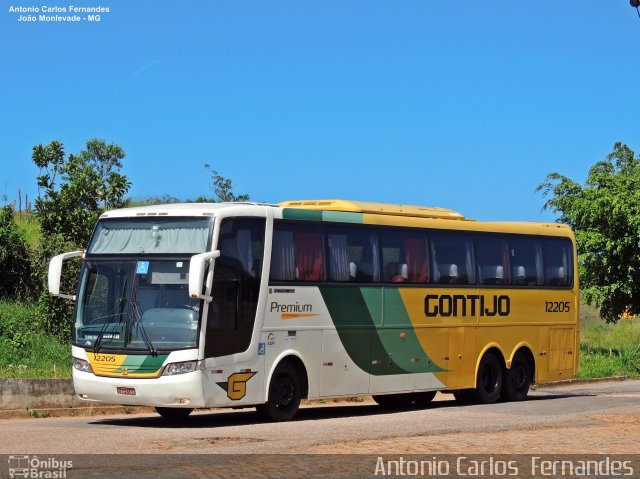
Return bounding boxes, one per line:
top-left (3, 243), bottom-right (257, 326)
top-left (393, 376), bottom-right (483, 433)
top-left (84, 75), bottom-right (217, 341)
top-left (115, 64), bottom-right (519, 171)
top-left (73, 357), bottom-right (93, 373)
top-left (162, 360), bottom-right (199, 376)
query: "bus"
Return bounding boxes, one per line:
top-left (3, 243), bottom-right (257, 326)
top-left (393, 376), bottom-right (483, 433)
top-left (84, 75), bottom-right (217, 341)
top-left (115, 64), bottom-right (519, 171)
top-left (48, 199), bottom-right (579, 421)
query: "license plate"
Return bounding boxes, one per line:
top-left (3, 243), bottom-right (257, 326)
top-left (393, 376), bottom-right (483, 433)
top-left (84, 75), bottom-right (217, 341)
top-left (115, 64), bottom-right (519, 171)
top-left (116, 387), bottom-right (136, 395)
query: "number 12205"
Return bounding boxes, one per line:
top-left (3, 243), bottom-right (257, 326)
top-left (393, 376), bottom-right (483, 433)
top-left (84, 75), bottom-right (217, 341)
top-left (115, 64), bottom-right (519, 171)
top-left (545, 301), bottom-right (570, 313)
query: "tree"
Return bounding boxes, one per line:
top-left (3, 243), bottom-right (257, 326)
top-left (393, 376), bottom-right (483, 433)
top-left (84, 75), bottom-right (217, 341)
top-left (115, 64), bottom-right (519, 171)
top-left (537, 142), bottom-right (640, 322)
top-left (33, 139), bottom-right (130, 245)
top-left (32, 139), bottom-right (130, 339)
top-left (203, 164), bottom-right (250, 203)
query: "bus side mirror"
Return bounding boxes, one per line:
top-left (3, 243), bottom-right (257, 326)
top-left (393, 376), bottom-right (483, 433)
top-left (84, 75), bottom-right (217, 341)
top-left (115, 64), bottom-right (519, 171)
top-left (48, 250), bottom-right (85, 300)
top-left (189, 250), bottom-right (221, 302)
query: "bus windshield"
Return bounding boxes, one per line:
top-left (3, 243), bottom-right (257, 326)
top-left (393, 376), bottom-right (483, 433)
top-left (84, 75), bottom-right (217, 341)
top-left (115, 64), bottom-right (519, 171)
top-left (74, 259), bottom-right (201, 352)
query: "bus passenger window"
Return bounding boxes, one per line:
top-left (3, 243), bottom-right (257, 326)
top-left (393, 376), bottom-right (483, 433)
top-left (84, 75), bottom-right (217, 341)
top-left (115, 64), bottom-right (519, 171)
top-left (270, 229), bottom-right (296, 281)
top-left (270, 225), bottom-right (325, 282)
top-left (542, 238), bottom-right (572, 287)
top-left (327, 227), bottom-right (379, 282)
top-left (509, 238), bottom-right (543, 286)
top-left (381, 231), bottom-right (429, 284)
top-left (295, 232), bottom-right (324, 281)
top-left (475, 236), bottom-right (510, 285)
top-left (431, 234), bottom-right (474, 285)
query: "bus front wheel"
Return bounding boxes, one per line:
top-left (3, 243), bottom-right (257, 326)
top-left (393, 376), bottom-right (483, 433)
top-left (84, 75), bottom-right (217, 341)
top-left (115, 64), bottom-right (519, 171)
top-left (155, 407), bottom-right (193, 421)
top-left (256, 362), bottom-right (301, 422)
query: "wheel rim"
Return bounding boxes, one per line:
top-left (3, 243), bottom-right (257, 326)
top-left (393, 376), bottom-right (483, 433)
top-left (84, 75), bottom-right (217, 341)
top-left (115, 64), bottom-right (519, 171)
top-left (273, 375), bottom-right (295, 407)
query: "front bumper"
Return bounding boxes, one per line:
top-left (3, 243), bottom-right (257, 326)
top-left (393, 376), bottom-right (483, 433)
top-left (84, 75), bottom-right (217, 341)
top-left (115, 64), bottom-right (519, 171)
top-left (73, 369), bottom-right (206, 408)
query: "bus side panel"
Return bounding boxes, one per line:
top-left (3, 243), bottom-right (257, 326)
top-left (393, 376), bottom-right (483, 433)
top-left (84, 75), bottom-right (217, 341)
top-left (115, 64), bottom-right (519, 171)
top-left (447, 326), bottom-right (477, 389)
top-left (547, 326), bottom-right (577, 381)
top-left (398, 287), bottom-right (479, 390)
top-left (472, 288), bottom-right (578, 385)
top-left (262, 329), bottom-right (324, 398)
top-left (319, 329), bottom-right (370, 397)
top-left (265, 286), bottom-right (370, 399)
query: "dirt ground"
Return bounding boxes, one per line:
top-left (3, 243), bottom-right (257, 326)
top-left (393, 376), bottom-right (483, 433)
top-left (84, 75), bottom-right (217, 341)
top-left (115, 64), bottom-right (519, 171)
top-left (306, 398), bottom-right (640, 454)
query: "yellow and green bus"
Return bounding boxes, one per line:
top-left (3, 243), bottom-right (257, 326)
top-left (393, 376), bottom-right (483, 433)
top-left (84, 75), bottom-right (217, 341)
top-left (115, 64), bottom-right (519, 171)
top-left (49, 199), bottom-right (578, 421)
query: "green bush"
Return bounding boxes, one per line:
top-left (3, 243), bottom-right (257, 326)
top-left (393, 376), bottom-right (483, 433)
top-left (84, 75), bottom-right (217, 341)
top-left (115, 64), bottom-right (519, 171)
top-left (29, 232), bottom-right (80, 342)
top-left (0, 300), bottom-right (71, 378)
top-left (0, 300), bottom-right (41, 346)
top-left (616, 344), bottom-right (640, 375)
top-left (0, 207), bottom-right (34, 300)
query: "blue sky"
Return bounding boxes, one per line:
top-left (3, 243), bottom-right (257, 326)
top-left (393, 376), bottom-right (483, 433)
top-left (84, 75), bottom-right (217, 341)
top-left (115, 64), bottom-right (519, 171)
top-left (1, 1), bottom-right (639, 222)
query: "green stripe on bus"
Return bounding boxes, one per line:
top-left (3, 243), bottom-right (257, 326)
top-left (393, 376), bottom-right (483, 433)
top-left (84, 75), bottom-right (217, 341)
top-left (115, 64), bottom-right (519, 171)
top-left (282, 208), bottom-right (364, 224)
top-left (320, 287), bottom-right (444, 375)
top-left (122, 354), bottom-right (167, 372)
top-left (361, 288), bottom-right (383, 325)
top-left (319, 287), bottom-right (409, 375)
top-left (282, 209), bottom-right (324, 221)
top-left (382, 288), bottom-right (445, 373)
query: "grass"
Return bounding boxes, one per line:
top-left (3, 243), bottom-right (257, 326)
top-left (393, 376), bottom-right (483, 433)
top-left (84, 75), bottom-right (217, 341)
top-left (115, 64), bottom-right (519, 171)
top-left (0, 300), bottom-right (71, 379)
top-left (577, 303), bottom-right (640, 379)
top-left (14, 212), bottom-right (41, 249)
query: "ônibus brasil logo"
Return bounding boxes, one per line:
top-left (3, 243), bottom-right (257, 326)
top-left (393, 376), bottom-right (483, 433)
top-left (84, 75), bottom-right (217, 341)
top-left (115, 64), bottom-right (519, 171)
top-left (7, 455), bottom-right (72, 478)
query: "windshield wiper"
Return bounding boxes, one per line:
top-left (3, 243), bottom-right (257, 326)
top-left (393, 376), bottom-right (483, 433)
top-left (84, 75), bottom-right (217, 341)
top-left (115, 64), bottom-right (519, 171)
top-left (129, 276), bottom-right (158, 357)
top-left (94, 275), bottom-right (128, 354)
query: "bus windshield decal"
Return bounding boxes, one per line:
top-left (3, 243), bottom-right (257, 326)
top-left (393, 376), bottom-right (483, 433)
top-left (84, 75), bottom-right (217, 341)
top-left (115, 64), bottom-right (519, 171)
top-left (88, 218), bottom-right (211, 254)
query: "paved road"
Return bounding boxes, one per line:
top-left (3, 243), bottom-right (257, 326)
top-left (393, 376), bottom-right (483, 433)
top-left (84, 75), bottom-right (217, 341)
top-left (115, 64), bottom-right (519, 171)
top-left (0, 379), bottom-right (638, 456)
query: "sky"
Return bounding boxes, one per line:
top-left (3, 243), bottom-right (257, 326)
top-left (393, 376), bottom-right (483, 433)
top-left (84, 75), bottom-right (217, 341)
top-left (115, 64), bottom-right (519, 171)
top-left (1, 1), bottom-right (639, 222)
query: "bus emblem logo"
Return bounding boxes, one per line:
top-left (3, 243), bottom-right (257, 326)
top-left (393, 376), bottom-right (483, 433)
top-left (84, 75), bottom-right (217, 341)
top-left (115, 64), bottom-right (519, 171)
top-left (121, 367), bottom-right (128, 376)
top-left (217, 371), bottom-right (257, 400)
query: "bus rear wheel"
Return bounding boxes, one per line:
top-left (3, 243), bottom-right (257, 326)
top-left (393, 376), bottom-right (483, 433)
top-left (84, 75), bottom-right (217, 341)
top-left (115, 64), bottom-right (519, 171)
top-left (502, 353), bottom-right (531, 401)
top-left (473, 352), bottom-right (503, 404)
top-left (372, 391), bottom-right (436, 409)
top-left (256, 362), bottom-right (301, 422)
top-left (155, 407), bottom-right (193, 421)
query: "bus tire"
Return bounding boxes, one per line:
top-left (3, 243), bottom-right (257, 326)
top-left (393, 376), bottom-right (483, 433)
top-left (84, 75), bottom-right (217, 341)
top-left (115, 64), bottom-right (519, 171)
top-left (155, 407), bottom-right (193, 421)
top-left (473, 352), bottom-right (503, 404)
top-left (502, 352), bottom-right (531, 402)
top-left (256, 361), bottom-right (301, 422)
top-left (372, 391), bottom-right (436, 409)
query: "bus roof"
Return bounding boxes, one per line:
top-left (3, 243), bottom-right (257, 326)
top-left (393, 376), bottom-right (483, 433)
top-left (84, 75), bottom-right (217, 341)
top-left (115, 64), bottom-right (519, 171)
top-left (279, 199), bottom-right (466, 220)
top-left (97, 200), bottom-right (572, 238)
top-left (278, 199), bottom-right (573, 237)
top-left (98, 202), bottom-right (274, 218)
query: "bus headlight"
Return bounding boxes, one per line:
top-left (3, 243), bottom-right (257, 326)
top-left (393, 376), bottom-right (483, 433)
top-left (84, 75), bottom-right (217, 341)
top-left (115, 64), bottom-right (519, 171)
top-left (73, 357), bottom-right (94, 373)
top-left (163, 361), bottom-right (199, 376)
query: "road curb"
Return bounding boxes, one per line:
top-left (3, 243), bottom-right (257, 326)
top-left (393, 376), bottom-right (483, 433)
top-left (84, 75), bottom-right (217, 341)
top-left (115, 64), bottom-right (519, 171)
top-left (0, 405), bottom-right (155, 420)
top-left (534, 375), bottom-right (630, 389)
